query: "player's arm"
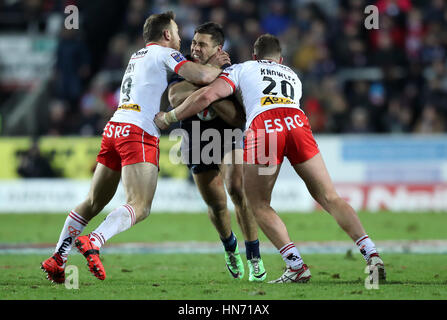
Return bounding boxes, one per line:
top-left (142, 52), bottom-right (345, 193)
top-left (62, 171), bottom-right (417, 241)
top-left (210, 98), bottom-right (245, 128)
top-left (155, 77), bottom-right (232, 129)
top-left (176, 51), bottom-right (230, 86)
top-left (168, 80), bottom-right (200, 108)
top-left (175, 78), bottom-right (232, 120)
top-left (159, 87), bottom-right (171, 112)
top-left (169, 76), bottom-right (244, 127)
top-left (177, 61), bottom-right (222, 86)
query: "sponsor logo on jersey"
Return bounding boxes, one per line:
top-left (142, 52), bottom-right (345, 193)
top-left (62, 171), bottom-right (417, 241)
top-left (103, 123), bottom-right (131, 138)
top-left (118, 104), bottom-right (141, 112)
top-left (260, 96), bottom-right (295, 106)
top-left (171, 52), bottom-right (186, 63)
top-left (131, 49), bottom-right (148, 59)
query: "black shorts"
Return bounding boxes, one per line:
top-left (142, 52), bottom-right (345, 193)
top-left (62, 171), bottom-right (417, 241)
top-left (180, 115), bottom-right (243, 174)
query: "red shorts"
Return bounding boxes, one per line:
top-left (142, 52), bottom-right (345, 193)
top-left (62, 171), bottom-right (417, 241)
top-left (96, 122), bottom-right (159, 171)
top-left (244, 108), bottom-right (319, 165)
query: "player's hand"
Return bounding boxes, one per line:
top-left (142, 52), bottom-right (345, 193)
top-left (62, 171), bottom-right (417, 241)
top-left (208, 50), bottom-right (231, 68)
top-left (154, 112), bottom-right (169, 130)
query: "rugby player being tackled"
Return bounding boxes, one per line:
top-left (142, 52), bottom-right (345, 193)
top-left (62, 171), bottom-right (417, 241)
top-left (155, 34), bottom-right (386, 284)
top-left (168, 22), bottom-right (266, 282)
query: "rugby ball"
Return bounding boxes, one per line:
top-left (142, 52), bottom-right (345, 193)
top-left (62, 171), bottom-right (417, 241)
top-left (197, 106), bottom-right (217, 121)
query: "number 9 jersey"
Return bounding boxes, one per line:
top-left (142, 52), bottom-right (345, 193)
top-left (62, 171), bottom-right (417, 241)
top-left (110, 43), bottom-right (189, 138)
top-left (218, 59), bottom-right (303, 129)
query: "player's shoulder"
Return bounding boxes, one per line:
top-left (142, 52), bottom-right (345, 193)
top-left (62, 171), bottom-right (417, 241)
top-left (154, 44), bottom-right (177, 54)
top-left (131, 44), bottom-right (178, 58)
top-left (129, 46), bottom-right (151, 60)
top-left (239, 60), bottom-right (259, 69)
top-left (129, 44), bottom-right (164, 62)
top-left (154, 45), bottom-right (183, 58)
top-left (276, 62), bottom-right (295, 74)
top-left (238, 60), bottom-right (275, 72)
top-left (223, 60), bottom-right (255, 74)
top-left (256, 59), bottom-right (294, 71)
top-left (159, 47), bottom-right (189, 67)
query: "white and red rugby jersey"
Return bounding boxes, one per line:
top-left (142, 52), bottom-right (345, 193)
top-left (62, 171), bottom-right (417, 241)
top-left (219, 60), bottom-right (303, 129)
top-left (110, 43), bottom-right (189, 137)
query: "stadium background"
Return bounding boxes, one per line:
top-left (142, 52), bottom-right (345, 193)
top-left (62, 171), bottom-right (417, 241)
top-left (0, 0), bottom-right (446, 301)
top-left (0, 0), bottom-right (446, 212)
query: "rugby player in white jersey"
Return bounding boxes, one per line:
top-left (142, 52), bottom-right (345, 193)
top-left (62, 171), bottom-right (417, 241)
top-left (40, 11), bottom-right (230, 283)
top-left (155, 34), bottom-right (386, 284)
top-left (168, 22), bottom-right (266, 282)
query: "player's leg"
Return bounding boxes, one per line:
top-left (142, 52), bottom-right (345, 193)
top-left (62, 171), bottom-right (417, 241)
top-left (221, 149), bottom-right (257, 241)
top-left (221, 149), bottom-right (266, 281)
top-left (193, 169), bottom-right (232, 240)
top-left (242, 164), bottom-right (287, 247)
top-left (193, 168), bottom-right (245, 279)
top-left (75, 125), bottom-right (161, 280)
top-left (87, 162), bottom-right (158, 243)
top-left (74, 163), bottom-right (122, 220)
top-left (76, 162), bottom-right (158, 280)
top-left (121, 162), bottom-right (158, 222)
top-left (41, 163), bottom-right (121, 283)
top-left (292, 153), bottom-right (385, 280)
top-left (242, 108), bottom-right (313, 283)
top-left (293, 153), bottom-right (368, 245)
top-left (243, 163), bottom-right (311, 283)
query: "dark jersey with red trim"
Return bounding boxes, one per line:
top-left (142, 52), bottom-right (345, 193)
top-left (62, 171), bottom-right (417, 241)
top-left (168, 54), bottom-right (240, 128)
top-left (168, 55), bottom-right (242, 173)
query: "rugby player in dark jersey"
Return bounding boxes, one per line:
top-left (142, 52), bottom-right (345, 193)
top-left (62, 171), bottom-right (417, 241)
top-left (167, 22), bottom-right (266, 281)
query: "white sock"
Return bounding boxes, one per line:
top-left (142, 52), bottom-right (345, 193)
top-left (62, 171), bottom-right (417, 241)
top-left (356, 235), bottom-right (378, 261)
top-left (279, 242), bottom-right (303, 270)
top-left (54, 211), bottom-right (88, 264)
top-left (89, 204), bottom-right (136, 248)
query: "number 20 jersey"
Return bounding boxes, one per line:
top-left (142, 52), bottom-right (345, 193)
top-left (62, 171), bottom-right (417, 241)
top-left (110, 43), bottom-right (188, 137)
top-left (218, 60), bottom-right (303, 129)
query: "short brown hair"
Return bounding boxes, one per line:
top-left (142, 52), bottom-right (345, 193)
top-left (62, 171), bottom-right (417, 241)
top-left (143, 11), bottom-right (175, 43)
top-left (194, 22), bottom-right (225, 46)
top-left (253, 34), bottom-right (281, 59)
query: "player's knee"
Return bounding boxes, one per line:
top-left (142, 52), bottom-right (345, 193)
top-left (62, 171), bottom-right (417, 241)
top-left (317, 191), bottom-right (341, 211)
top-left (85, 196), bottom-right (105, 216)
top-left (134, 205), bottom-right (151, 222)
top-left (247, 201), bottom-right (270, 217)
top-left (127, 200), bottom-right (152, 223)
top-left (226, 183), bottom-right (244, 208)
top-left (207, 200), bottom-right (227, 217)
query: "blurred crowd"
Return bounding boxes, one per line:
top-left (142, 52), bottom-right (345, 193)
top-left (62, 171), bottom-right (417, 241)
top-left (1, 0), bottom-right (447, 135)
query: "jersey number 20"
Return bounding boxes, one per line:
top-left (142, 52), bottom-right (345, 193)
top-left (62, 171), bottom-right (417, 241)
top-left (262, 76), bottom-right (295, 100)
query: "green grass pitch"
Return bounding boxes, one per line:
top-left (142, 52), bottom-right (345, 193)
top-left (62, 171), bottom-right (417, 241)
top-left (0, 212), bottom-right (446, 300)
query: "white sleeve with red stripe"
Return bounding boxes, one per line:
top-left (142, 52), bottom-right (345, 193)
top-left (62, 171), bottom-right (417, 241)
top-left (218, 64), bottom-right (241, 94)
top-left (161, 48), bottom-right (190, 74)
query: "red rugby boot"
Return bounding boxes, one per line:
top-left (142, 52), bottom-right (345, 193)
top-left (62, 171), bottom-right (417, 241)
top-left (75, 235), bottom-right (106, 280)
top-left (41, 253), bottom-right (65, 284)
